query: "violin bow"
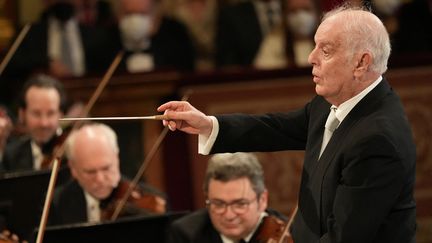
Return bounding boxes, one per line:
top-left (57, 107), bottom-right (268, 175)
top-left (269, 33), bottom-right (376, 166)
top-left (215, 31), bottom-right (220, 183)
top-left (277, 204), bottom-right (298, 243)
top-left (35, 51), bottom-right (124, 243)
top-left (0, 23), bottom-right (31, 76)
top-left (110, 90), bottom-right (193, 220)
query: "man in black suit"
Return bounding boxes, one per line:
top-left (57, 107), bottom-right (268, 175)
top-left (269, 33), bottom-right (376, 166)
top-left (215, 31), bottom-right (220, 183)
top-left (114, 0), bottom-right (196, 73)
top-left (48, 123), bottom-right (167, 225)
top-left (6, 0), bottom-right (105, 79)
top-left (215, 0), bottom-right (282, 67)
top-left (1, 0), bottom-right (117, 109)
top-left (0, 75), bottom-right (67, 173)
top-left (167, 152), bottom-right (287, 243)
top-left (158, 5), bottom-right (416, 243)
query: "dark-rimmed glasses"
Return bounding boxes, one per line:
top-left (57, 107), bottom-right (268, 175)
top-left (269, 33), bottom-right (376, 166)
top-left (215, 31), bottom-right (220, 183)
top-left (206, 197), bottom-right (257, 215)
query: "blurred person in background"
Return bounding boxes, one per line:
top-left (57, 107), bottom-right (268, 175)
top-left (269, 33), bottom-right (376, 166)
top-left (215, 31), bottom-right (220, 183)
top-left (284, 0), bottom-right (320, 67)
top-left (171, 0), bottom-right (217, 70)
top-left (215, 0), bottom-right (284, 69)
top-left (9, 0), bottom-right (90, 79)
top-left (215, 0), bottom-right (320, 70)
top-left (1, 0), bottom-right (116, 110)
top-left (114, 0), bottom-right (196, 73)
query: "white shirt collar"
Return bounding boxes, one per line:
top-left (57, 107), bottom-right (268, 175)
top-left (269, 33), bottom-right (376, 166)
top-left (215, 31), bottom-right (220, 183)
top-left (220, 211), bottom-right (268, 243)
top-left (334, 76), bottom-right (382, 123)
top-left (84, 190), bottom-right (101, 223)
top-left (30, 140), bottom-right (43, 170)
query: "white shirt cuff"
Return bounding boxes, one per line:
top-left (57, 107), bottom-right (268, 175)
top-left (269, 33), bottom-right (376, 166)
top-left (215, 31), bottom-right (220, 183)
top-left (198, 116), bottom-right (219, 155)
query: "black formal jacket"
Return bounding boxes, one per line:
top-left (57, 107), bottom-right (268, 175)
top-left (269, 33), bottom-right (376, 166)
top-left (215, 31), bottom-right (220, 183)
top-left (167, 208), bottom-right (286, 243)
top-left (1, 137), bottom-right (34, 173)
top-left (215, 1), bottom-right (263, 67)
top-left (211, 79), bottom-right (416, 243)
top-left (0, 135), bottom-right (69, 178)
top-left (48, 178), bottom-right (167, 226)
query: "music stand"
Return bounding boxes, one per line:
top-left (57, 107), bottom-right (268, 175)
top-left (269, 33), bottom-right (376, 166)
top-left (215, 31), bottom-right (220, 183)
top-left (37, 212), bottom-right (188, 243)
top-left (0, 168), bottom-right (70, 241)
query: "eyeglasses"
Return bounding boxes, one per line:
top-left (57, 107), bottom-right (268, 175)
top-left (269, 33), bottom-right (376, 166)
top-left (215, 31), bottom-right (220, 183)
top-left (206, 197), bottom-right (257, 215)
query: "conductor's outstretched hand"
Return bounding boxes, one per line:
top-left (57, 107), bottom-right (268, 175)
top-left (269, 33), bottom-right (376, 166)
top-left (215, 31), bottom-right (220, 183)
top-left (157, 101), bottom-right (213, 137)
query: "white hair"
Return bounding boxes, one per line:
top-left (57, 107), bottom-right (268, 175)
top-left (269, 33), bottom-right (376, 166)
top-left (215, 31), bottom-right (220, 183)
top-left (323, 5), bottom-right (391, 74)
top-left (65, 123), bottom-right (119, 162)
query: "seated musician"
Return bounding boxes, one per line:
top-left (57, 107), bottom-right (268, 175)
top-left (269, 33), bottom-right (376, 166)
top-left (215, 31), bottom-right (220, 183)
top-left (167, 152), bottom-right (287, 243)
top-left (48, 123), bottom-right (167, 225)
top-left (0, 108), bottom-right (13, 162)
top-left (0, 74), bottom-right (67, 173)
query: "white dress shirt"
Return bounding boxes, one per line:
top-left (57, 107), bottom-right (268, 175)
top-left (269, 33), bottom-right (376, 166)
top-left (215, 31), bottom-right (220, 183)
top-left (84, 191), bottom-right (101, 223)
top-left (48, 17), bottom-right (85, 76)
top-left (31, 140), bottom-right (43, 170)
top-left (219, 212), bottom-right (267, 243)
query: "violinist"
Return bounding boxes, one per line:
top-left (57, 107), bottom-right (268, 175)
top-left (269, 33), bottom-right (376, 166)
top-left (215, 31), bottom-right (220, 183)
top-left (167, 152), bottom-right (287, 243)
top-left (0, 74), bottom-right (67, 173)
top-left (0, 107), bottom-right (13, 162)
top-left (48, 123), bottom-right (167, 225)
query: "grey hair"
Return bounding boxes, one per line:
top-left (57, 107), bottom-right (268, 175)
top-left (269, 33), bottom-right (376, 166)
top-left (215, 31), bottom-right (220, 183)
top-left (323, 4), bottom-right (391, 74)
top-left (203, 152), bottom-right (266, 196)
top-left (65, 123), bottom-right (119, 162)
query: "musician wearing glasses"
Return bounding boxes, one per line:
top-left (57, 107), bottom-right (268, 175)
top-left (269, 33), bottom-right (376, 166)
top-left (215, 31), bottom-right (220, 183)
top-left (167, 152), bottom-right (286, 243)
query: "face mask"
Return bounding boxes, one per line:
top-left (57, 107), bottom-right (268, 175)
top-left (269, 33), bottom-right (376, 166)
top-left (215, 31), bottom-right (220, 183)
top-left (286, 10), bottom-right (317, 37)
top-left (373, 0), bottom-right (401, 15)
top-left (119, 14), bottom-right (152, 50)
top-left (50, 2), bottom-right (76, 23)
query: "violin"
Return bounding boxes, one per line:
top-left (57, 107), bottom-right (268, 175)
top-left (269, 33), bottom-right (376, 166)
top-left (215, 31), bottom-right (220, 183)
top-left (100, 179), bottom-right (166, 221)
top-left (40, 125), bottom-right (72, 169)
top-left (40, 101), bottom-right (86, 169)
top-left (255, 215), bottom-right (294, 243)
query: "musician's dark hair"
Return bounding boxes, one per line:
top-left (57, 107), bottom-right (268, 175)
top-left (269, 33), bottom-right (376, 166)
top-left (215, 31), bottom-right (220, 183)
top-left (19, 74), bottom-right (67, 112)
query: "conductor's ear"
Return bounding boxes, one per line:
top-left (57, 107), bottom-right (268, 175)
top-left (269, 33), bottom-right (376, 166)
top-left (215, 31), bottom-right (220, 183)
top-left (357, 52), bottom-right (372, 71)
top-left (354, 52), bottom-right (372, 76)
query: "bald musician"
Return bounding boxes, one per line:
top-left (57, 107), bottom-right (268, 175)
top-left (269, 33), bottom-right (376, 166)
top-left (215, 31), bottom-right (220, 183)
top-left (48, 123), bottom-right (166, 225)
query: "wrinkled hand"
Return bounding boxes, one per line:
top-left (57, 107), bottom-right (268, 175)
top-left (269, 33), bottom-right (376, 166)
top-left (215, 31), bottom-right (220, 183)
top-left (157, 101), bottom-right (213, 137)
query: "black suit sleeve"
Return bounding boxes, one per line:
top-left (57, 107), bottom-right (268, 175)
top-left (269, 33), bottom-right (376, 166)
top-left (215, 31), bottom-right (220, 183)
top-left (212, 107), bottom-right (310, 154)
